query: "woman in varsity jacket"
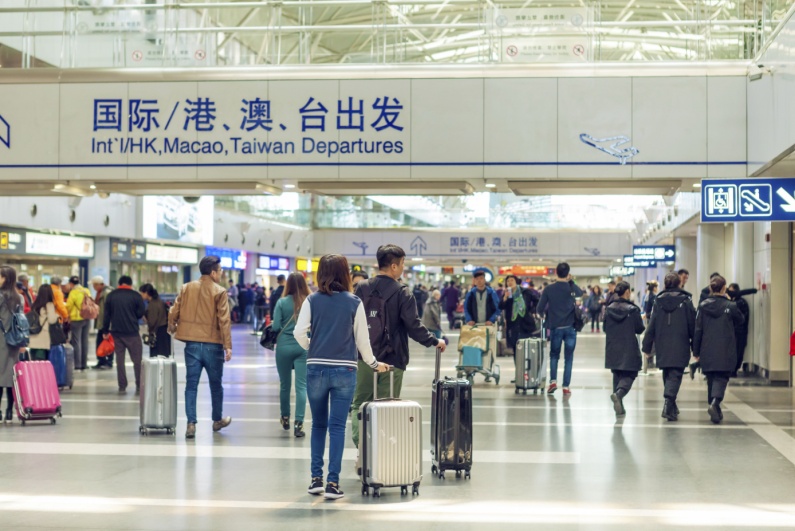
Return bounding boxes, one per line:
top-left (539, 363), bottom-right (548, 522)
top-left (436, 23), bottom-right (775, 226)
top-left (293, 254), bottom-right (389, 501)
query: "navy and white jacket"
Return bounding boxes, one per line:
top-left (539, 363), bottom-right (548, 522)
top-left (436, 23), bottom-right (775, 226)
top-left (293, 291), bottom-right (379, 370)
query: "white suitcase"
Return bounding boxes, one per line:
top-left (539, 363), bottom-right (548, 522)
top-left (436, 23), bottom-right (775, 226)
top-left (358, 370), bottom-right (422, 497)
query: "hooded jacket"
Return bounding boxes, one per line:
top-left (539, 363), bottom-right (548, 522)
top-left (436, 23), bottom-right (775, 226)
top-left (693, 296), bottom-right (744, 372)
top-left (642, 288), bottom-right (695, 369)
top-left (604, 299), bottom-right (645, 371)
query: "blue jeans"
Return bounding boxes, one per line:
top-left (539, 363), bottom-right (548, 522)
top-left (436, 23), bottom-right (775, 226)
top-left (243, 305), bottom-right (255, 324)
top-left (307, 365), bottom-right (357, 484)
top-left (549, 327), bottom-right (577, 387)
top-left (184, 341), bottom-right (225, 424)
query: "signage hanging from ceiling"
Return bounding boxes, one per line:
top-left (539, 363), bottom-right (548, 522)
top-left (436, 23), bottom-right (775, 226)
top-left (632, 245), bottom-right (675, 262)
top-left (0, 226), bottom-right (94, 259)
top-left (258, 254), bottom-right (291, 271)
top-left (700, 177), bottom-right (795, 222)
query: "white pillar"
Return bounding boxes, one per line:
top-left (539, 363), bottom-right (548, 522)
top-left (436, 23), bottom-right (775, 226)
top-left (734, 223), bottom-right (755, 368)
top-left (697, 224), bottom-right (726, 297)
top-left (768, 223), bottom-right (791, 383)
top-left (89, 237), bottom-right (111, 287)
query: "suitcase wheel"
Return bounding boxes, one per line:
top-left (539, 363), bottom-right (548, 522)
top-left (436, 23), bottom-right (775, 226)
top-left (69, 385), bottom-right (73, 390)
top-left (532, 389), bottom-right (537, 395)
top-left (372, 487), bottom-right (381, 498)
top-left (166, 428), bottom-right (174, 435)
top-left (401, 486), bottom-right (408, 496)
top-left (139, 426), bottom-right (148, 436)
top-left (514, 389), bottom-right (519, 394)
top-left (455, 470), bottom-right (461, 478)
top-left (465, 470), bottom-right (471, 480)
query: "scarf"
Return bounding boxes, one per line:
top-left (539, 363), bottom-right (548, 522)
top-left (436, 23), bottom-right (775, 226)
top-left (511, 288), bottom-right (527, 322)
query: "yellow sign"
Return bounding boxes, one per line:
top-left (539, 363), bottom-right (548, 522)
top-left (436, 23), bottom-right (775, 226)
top-left (0, 232), bottom-right (7, 250)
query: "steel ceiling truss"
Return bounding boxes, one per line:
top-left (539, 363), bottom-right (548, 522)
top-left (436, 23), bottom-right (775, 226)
top-left (1, 0), bottom-right (789, 65)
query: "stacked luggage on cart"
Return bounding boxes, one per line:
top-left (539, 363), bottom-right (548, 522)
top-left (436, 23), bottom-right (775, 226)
top-left (456, 324), bottom-right (500, 385)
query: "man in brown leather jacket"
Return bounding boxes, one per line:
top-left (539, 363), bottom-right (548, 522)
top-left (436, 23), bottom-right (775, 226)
top-left (169, 255), bottom-right (233, 439)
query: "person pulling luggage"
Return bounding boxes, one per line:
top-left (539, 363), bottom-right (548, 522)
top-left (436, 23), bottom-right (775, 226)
top-left (350, 244), bottom-right (446, 452)
top-left (642, 273), bottom-right (695, 421)
top-left (693, 275), bottom-right (744, 424)
top-left (604, 281), bottom-right (645, 417)
top-left (499, 275), bottom-right (538, 354)
top-left (0, 266), bottom-right (24, 423)
top-left (168, 256), bottom-right (234, 439)
top-left (293, 254), bottom-right (390, 501)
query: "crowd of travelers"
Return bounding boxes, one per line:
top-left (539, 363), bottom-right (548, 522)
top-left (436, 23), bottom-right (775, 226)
top-left (0, 247), bottom-right (759, 501)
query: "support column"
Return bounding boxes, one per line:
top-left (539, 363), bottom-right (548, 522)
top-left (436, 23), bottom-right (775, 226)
top-left (734, 223), bottom-right (755, 369)
top-left (675, 236), bottom-right (697, 292)
top-left (697, 224), bottom-right (726, 300)
top-left (89, 237), bottom-right (111, 287)
top-left (768, 223), bottom-right (791, 383)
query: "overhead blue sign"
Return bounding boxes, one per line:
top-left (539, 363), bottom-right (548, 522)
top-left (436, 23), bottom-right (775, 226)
top-left (205, 246), bottom-right (247, 270)
top-left (624, 255), bottom-right (656, 268)
top-left (632, 245), bottom-right (675, 262)
top-left (700, 178), bottom-right (790, 222)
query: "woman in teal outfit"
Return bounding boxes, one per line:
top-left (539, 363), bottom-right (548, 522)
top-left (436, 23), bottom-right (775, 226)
top-left (272, 272), bottom-right (311, 438)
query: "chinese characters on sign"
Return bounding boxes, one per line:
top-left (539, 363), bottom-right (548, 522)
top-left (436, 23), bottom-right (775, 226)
top-left (448, 235), bottom-right (539, 255)
top-left (90, 95), bottom-right (405, 158)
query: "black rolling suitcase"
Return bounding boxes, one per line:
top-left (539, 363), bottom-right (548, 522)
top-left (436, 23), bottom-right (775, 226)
top-left (431, 347), bottom-right (473, 479)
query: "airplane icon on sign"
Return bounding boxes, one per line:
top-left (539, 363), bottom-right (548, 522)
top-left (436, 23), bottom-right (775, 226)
top-left (579, 134), bottom-right (639, 165)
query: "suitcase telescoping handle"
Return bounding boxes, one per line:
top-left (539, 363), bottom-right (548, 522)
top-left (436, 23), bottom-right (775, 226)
top-left (434, 346), bottom-right (442, 382)
top-left (372, 366), bottom-right (395, 400)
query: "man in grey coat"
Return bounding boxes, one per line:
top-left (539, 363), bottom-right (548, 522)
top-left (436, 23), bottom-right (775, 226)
top-left (91, 276), bottom-right (114, 370)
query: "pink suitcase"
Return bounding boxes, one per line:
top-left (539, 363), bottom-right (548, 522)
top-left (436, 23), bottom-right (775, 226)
top-left (13, 361), bottom-right (62, 425)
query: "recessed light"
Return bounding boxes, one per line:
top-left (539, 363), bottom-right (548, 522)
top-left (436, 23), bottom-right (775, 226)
top-left (485, 183), bottom-right (496, 188)
top-left (693, 183), bottom-right (702, 188)
top-left (284, 184), bottom-right (296, 189)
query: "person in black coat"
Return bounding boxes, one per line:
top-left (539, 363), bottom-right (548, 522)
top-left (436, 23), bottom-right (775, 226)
top-left (642, 273), bottom-right (695, 421)
top-left (698, 272), bottom-right (722, 304)
top-left (498, 275), bottom-right (539, 352)
top-left (604, 281), bottom-right (646, 417)
top-left (693, 275), bottom-right (745, 424)
top-left (727, 283), bottom-right (757, 376)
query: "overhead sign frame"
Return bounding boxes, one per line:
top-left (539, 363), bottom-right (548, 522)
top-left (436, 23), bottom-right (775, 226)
top-left (701, 178), bottom-right (795, 222)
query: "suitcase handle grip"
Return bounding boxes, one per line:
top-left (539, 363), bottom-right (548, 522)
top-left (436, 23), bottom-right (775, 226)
top-left (372, 367), bottom-right (395, 400)
top-left (434, 347), bottom-right (442, 382)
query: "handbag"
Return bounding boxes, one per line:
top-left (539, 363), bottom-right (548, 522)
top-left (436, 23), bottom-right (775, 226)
top-left (260, 314), bottom-right (295, 351)
top-left (573, 303), bottom-right (585, 333)
top-left (49, 319), bottom-right (68, 347)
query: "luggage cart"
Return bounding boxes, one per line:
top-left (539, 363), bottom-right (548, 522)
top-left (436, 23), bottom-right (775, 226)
top-left (456, 325), bottom-right (500, 385)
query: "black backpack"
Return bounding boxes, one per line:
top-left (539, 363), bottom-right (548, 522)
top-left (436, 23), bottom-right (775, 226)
top-left (358, 281), bottom-right (399, 360)
top-left (25, 308), bottom-right (43, 336)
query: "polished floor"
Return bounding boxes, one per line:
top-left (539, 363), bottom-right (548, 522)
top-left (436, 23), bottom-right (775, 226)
top-left (1, 326), bottom-right (794, 530)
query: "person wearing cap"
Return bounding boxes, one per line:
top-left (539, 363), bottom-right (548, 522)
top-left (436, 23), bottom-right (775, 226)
top-left (66, 275), bottom-right (92, 371)
top-left (91, 276), bottom-right (114, 370)
top-left (50, 275), bottom-right (69, 321)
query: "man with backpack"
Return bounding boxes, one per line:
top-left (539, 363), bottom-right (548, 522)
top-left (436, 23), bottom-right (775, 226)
top-left (65, 276), bottom-right (96, 371)
top-left (350, 244), bottom-right (447, 449)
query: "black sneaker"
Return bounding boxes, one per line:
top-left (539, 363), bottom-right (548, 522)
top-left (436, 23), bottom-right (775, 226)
top-left (307, 478), bottom-right (324, 495)
top-left (610, 393), bottom-right (626, 417)
top-left (280, 416), bottom-right (290, 431)
top-left (324, 482), bottom-right (344, 500)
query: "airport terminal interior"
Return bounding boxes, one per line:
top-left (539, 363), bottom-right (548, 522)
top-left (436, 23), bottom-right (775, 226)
top-left (1, 0), bottom-right (795, 529)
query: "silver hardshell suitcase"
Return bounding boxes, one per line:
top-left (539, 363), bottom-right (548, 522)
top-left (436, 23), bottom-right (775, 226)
top-left (139, 355), bottom-right (177, 436)
top-left (515, 337), bottom-right (546, 395)
top-left (358, 370), bottom-right (422, 497)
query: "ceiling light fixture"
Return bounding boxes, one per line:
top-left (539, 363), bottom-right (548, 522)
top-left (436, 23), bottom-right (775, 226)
top-left (693, 183), bottom-right (702, 188)
top-left (284, 184), bottom-right (296, 189)
top-left (485, 183), bottom-right (496, 188)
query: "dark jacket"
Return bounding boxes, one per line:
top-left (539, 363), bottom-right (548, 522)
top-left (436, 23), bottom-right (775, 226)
top-left (413, 287), bottom-right (428, 314)
top-left (103, 287), bottom-right (146, 337)
top-left (729, 288), bottom-right (756, 345)
top-left (270, 285), bottom-right (284, 314)
top-left (693, 296), bottom-right (744, 372)
top-left (498, 287), bottom-right (538, 336)
top-left (699, 286), bottom-right (711, 304)
top-left (537, 280), bottom-right (584, 329)
top-left (604, 299), bottom-right (645, 371)
top-left (643, 292), bottom-right (657, 316)
top-left (464, 286), bottom-right (501, 324)
top-left (442, 285), bottom-right (460, 312)
top-left (355, 275), bottom-right (438, 370)
top-left (604, 291), bottom-right (618, 307)
top-left (642, 288), bottom-right (695, 369)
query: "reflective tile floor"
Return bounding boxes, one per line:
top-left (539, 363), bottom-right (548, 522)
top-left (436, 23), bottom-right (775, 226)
top-left (1, 326), bottom-right (794, 530)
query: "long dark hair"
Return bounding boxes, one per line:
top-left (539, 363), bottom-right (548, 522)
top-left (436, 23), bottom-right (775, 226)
top-left (316, 254), bottom-right (353, 295)
top-left (0, 265), bottom-right (18, 311)
top-left (284, 272), bottom-right (311, 319)
top-left (31, 284), bottom-right (54, 315)
top-left (139, 283), bottom-right (160, 300)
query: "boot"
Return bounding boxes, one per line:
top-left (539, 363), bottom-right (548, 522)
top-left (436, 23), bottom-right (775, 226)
top-left (708, 399), bottom-right (722, 424)
top-left (662, 399), bottom-right (677, 421)
top-left (294, 421), bottom-right (305, 438)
